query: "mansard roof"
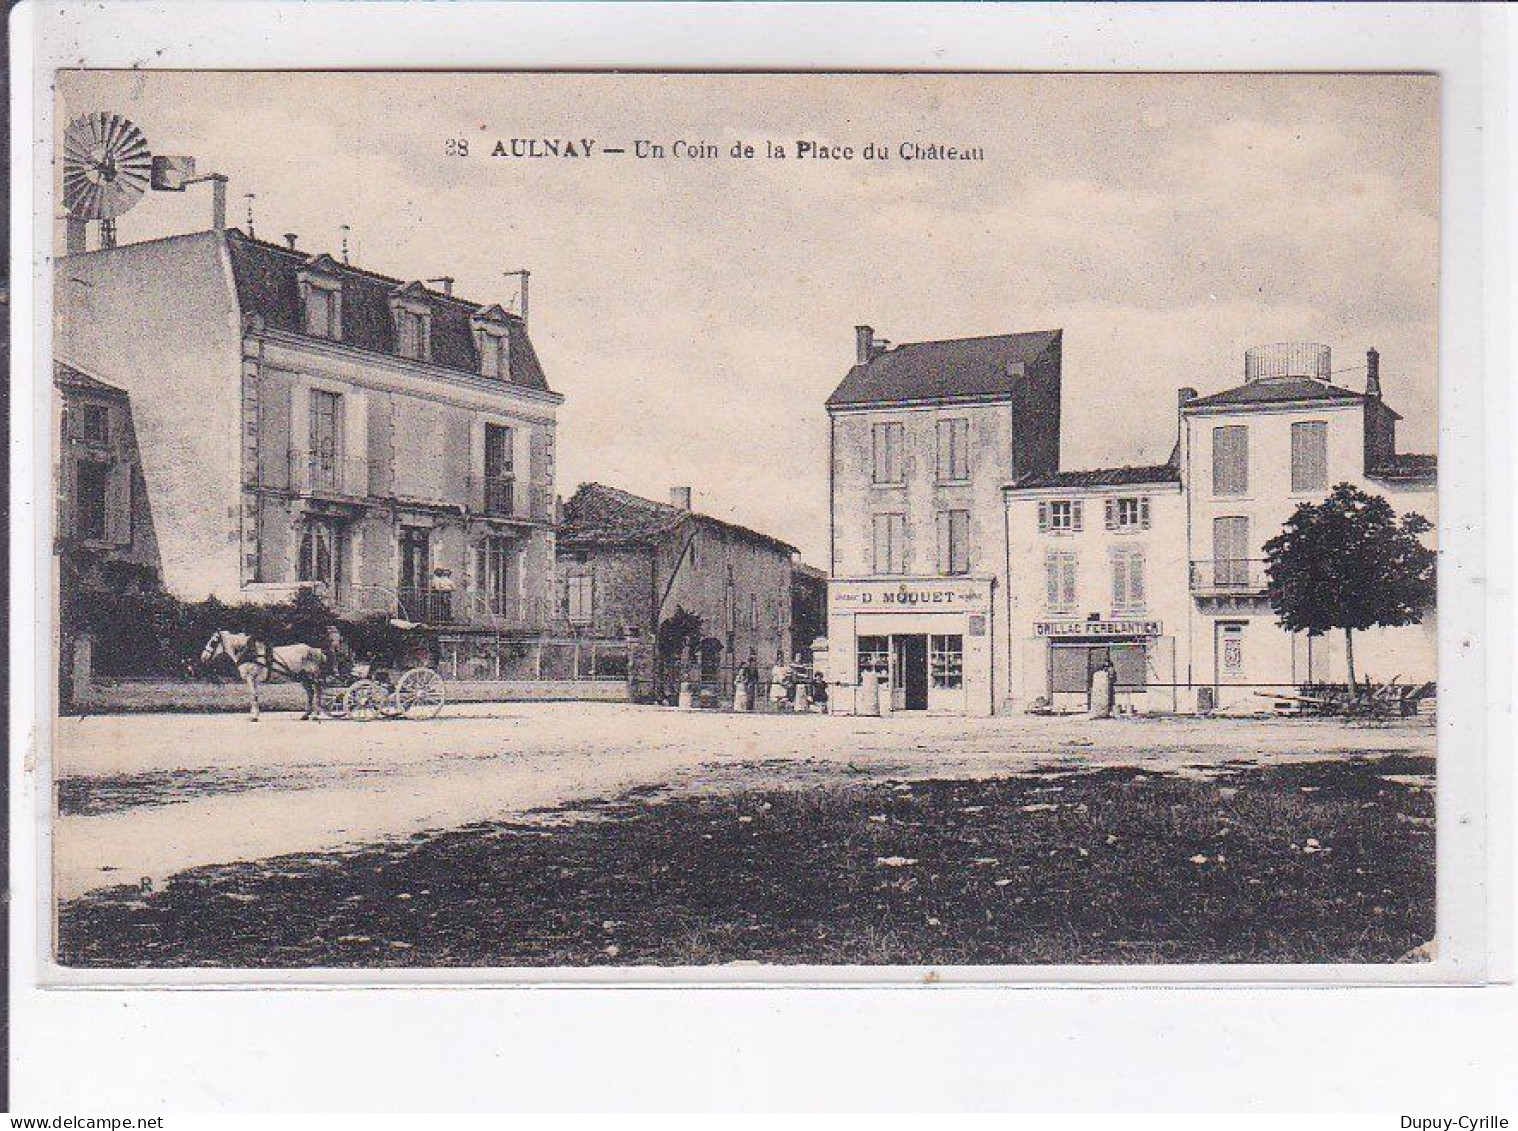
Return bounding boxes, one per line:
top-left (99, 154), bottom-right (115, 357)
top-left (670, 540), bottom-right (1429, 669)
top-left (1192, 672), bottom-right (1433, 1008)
top-left (223, 229), bottom-right (552, 393)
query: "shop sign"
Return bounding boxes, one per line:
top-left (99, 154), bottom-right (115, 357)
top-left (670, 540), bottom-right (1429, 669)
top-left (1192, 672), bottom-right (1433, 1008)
top-left (1034, 619), bottom-right (1162, 638)
top-left (830, 579), bottom-right (990, 611)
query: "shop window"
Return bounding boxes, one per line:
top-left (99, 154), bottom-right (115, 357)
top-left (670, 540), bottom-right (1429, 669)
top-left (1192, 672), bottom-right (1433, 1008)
top-left (1045, 551), bottom-right (1077, 613)
top-left (930, 634), bottom-right (964, 689)
top-left (936, 418), bottom-right (969, 482)
top-left (872, 421), bottom-right (904, 484)
top-left (1038, 499), bottom-right (1082, 534)
top-left (1212, 425), bottom-right (1249, 495)
top-left (1291, 420), bottom-right (1328, 492)
top-left (857, 635), bottom-right (889, 679)
top-left (1105, 496), bottom-right (1150, 531)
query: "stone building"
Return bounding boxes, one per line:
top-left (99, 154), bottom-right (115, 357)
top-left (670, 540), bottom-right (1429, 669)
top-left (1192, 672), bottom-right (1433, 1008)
top-left (555, 483), bottom-right (798, 701)
top-left (55, 228), bottom-right (561, 635)
top-left (824, 326), bottom-right (1063, 715)
top-left (53, 361), bottom-right (161, 590)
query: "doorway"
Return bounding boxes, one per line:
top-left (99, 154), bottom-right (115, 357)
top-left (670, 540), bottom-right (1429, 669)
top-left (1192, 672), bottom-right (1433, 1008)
top-left (892, 634), bottom-right (929, 711)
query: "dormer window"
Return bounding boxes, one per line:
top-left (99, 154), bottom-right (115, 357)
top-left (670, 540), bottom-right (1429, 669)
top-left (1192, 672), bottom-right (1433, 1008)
top-left (297, 255), bottom-right (344, 341)
top-left (470, 305), bottom-right (513, 381)
top-left (390, 283), bottom-right (433, 362)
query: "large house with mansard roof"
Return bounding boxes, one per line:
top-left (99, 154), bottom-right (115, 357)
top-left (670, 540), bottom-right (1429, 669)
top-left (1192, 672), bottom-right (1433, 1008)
top-left (55, 226), bottom-right (561, 635)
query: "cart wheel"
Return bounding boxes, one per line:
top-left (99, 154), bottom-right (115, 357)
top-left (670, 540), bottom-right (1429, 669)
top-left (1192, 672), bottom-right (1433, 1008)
top-left (343, 679), bottom-right (386, 722)
top-left (395, 667), bottom-right (445, 720)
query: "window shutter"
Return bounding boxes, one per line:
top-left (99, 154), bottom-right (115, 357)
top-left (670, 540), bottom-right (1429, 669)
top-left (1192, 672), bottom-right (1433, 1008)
top-left (1045, 558), bottom-right (1059, 608)
top-left (1139, 496), bottom-right (1151, 529)
top-left (1131, 553), bottom-right (1145, 604)
top-left (1105, 498), bottom-right (1116, 530)
top-left (1063, 557), bottom-right (1077, 608)
top-left (105, 467), bottom-right (132, 545)
top-left (1037, 501), bottom-right (1049, 533)
top-left (937, 511), bottom-right (949, 574)
top-left (936, 420), bottom-right (948, 481)
top-left (1072, 501), bottom-right (1083, 532)
top-left (1112, 553), bottom-right (1126, 609)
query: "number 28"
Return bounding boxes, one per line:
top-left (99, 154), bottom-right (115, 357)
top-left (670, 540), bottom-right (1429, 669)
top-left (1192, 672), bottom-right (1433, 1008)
top-left (445, 139), bottom-right (469, 157)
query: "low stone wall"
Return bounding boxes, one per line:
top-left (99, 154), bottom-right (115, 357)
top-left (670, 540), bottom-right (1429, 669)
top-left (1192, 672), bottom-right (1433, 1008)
top-left (69, 677), bottom-right (630, 714)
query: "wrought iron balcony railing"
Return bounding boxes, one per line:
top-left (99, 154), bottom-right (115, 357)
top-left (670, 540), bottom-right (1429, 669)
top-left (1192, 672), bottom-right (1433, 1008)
top-left (1189, 558), bottom-right (1270, 595)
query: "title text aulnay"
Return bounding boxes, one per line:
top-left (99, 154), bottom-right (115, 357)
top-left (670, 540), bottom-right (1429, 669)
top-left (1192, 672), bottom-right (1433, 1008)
top-left (447, 137), bottom-right (986, 162)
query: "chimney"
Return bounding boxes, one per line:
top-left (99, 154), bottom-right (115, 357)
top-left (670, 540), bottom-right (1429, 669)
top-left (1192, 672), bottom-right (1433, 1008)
top-left (855, 325), bottom-right (875, 365)
top-left (669, 486), bottom-right (693, 511)
top-left (1366, 348), bottom-right (1382, 399)
top-left (427, 276), bottom-right (455, 297)
top-left (283, 233), bottom-right (299, 250)
top-left (1178, 387), bottom-right (1198, 409)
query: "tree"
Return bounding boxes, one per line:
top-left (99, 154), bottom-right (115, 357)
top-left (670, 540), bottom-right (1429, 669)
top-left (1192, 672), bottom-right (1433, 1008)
top-left (1262, 483), bottom-right (1436, 687)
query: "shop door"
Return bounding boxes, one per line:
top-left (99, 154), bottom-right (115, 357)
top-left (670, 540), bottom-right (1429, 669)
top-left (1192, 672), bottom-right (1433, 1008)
top-left (893, 634), bottom-right (929, 711)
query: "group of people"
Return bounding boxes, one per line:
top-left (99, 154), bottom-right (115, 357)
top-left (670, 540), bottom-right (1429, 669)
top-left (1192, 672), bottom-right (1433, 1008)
top-left (732, 651), bottom-right (827, 713)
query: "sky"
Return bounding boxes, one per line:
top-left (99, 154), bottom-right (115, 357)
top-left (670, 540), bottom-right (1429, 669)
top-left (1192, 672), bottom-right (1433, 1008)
top-left (56, 72), bottom-right (1440, 564)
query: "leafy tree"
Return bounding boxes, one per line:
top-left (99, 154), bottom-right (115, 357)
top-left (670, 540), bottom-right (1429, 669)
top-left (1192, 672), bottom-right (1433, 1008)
top-left (1262, 483), bottom-right (1436, 687)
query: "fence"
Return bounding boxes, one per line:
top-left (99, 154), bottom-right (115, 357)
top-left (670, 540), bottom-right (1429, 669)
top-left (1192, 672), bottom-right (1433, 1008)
top-left (435, 634), bottom-right (637, 684)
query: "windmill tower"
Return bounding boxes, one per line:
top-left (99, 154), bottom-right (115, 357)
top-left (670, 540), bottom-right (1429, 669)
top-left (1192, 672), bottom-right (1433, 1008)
top-left (62, 111), bottom-right (224, 253)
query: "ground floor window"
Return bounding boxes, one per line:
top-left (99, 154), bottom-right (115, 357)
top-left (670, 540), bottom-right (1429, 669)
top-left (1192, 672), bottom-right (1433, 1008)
top-left (476, 536), bottom-right (519, 616)
top-left (299, 518), bottom-right (343, 590)
top-left (857, 635), bottom-right (889, 679)
top-left (565, 570), bottom-right (593, 625)
top-left (929, 633), bottom-right (964, 689)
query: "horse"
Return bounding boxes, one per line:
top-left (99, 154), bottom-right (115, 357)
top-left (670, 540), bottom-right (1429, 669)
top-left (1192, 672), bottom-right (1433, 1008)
top-left (199, 630), bottom-right (328, 722)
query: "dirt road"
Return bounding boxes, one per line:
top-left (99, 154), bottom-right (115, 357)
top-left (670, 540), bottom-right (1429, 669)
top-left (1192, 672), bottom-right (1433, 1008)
top-left (48, 703), bottom-right (1435, 901)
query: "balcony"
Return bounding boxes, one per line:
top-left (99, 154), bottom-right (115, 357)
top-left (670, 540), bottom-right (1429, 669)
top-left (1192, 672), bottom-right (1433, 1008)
top-left (1189, 559), bottom-right (1271, 596)
top-left (296, 452), bottom-right (370, 499)
top-left (397, 585), bottom-right (458, 625)
top-left (467, 475), bottom-right (554, 523)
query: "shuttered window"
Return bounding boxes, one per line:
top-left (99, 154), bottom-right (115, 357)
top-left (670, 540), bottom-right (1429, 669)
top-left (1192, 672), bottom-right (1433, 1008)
top-left (1291, 420), bottom-right (1328, 492)
top-left (1212, 425), bottom-right (1249, 495)
top-left (1105, 496), bottom-right (1150, 531)
top-left (1045, 551), bottom-right (1077, 612)
top-left (1041, 499), bottom-right (1082, 533)
top-left (1112, 548), bottom-right (1146, 614)
top-left (937, 418), bottom-right (969, 481)
top-left (938, 509), bottom-right (970, 575)
top-left (872, 513), bottom-right (907, 574)
top-left (872, 421), bottom-right (904, 484)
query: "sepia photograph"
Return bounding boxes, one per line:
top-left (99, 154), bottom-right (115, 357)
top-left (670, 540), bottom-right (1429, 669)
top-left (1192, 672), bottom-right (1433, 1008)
top-left (45, 69), bottom-right (1443, 973)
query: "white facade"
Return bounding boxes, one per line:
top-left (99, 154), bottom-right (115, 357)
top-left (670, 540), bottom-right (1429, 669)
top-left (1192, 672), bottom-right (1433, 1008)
top-left (1003, 478), bottom-right (1187, 714)
top-left (1177, 347), bottom-right (1437, 712)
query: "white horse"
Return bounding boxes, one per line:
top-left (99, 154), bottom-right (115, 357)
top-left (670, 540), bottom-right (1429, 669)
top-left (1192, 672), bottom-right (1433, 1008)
top-left (199, 630), bottom-right (328, 722)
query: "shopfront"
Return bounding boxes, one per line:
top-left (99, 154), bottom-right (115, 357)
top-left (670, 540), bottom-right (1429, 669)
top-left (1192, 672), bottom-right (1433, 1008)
top-left (827, 577), bottom-right (994, 716)
top-left (1026, 619), bottom-right (1176, 714)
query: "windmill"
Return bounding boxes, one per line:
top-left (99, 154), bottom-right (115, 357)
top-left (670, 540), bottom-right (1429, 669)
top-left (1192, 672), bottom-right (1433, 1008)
top-left (61, 111), bottom-right (225, 253)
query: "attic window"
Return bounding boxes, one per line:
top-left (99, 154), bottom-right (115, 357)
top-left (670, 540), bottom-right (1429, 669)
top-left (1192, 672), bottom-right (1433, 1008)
top-left (298, 268), bottom-right (343, 341)
top-left (478, 329), bottom-right (509, 379)
top-left (390, 292), bottom-right (432, 362)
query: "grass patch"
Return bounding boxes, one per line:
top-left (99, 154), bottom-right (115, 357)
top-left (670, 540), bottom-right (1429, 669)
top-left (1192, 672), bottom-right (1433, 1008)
top-left (58, 757), bottom-right (1434, 967)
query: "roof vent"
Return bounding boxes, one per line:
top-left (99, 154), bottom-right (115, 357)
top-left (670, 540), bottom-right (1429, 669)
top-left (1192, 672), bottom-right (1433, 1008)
top-left (1244, 343), bottom-right (1331, 384)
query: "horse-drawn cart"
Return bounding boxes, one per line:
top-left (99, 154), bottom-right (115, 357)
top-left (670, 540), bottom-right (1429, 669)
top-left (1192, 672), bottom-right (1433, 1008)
top-left (321, 662), bottom-right (446, 721)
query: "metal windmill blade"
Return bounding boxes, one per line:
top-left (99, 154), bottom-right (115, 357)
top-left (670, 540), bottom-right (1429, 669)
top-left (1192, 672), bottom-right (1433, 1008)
top-left (61, 112), bottom-right (153, 220)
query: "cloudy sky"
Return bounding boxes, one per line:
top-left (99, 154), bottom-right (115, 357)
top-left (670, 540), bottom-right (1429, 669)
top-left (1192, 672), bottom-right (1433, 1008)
top-left (57, 72), bottom-right (1439, 564)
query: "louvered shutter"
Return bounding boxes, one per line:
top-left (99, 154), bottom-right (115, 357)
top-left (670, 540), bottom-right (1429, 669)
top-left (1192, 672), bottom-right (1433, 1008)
top-left (1130, 553), bottom-right (1145, 605)
top-left (1062, 557), bottom-right (1077, 608)
top-left (1112, 553), bottom-right (1126, 609)
top-left (1072, 501), bottom-right (1083, 532)
top-left (1139, 496), bottom-right (1151, 530)
top-left (937, 511), bottom-right (950, 574)
top-left (1105, 499), bottom-right (1116, 530)
top-left (1045, 557), bottom-right (1059, 608)
top-left (1037, 501), bottom-right (1049, 533)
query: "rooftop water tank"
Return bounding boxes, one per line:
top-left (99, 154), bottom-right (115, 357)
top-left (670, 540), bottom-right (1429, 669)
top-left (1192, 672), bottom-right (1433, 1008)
top-left (1244, 342), bottom-right (1332, 383)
